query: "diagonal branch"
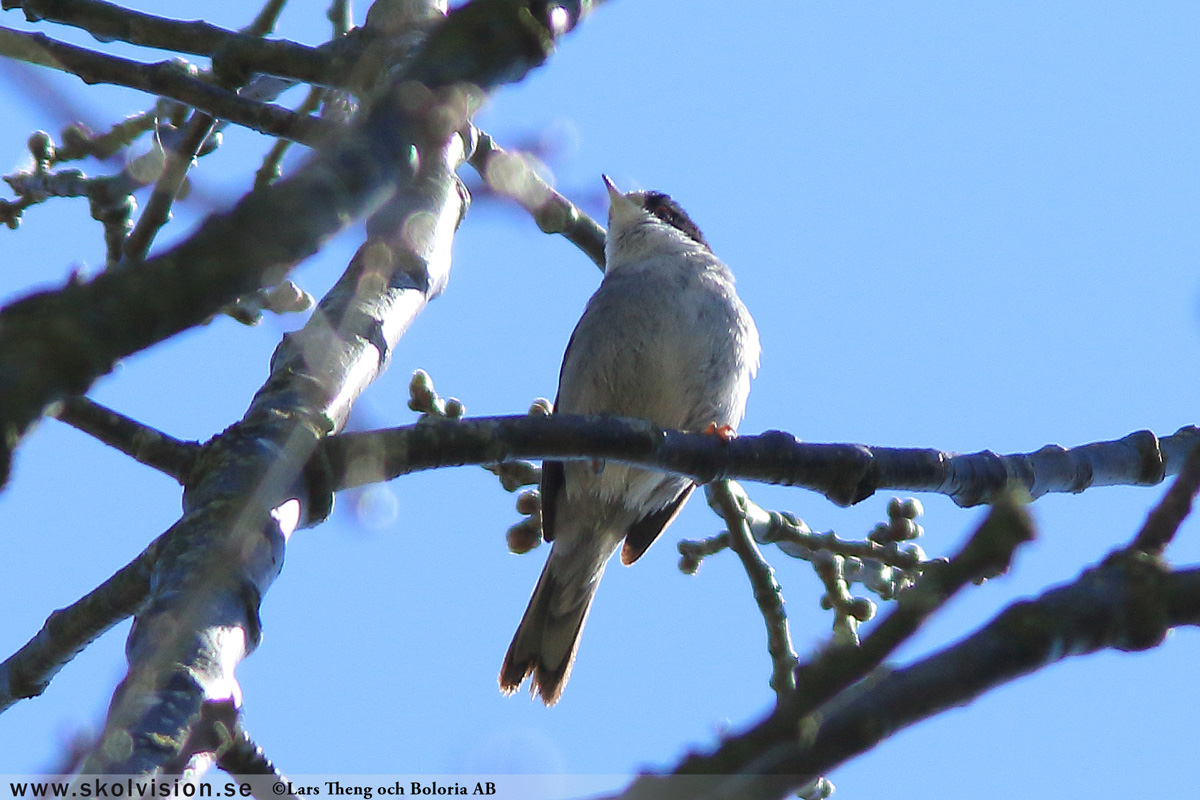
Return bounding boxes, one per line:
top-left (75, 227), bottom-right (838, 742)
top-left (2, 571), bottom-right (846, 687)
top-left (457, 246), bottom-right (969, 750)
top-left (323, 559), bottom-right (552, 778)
top-left (468, 128), bottom-right (606, 268)
top-left (53, 396), bottom-right (199, 481)
top-left (0, 535), bottom-right (160, 712)
top-left (0, 0), bottom-right (591, 489)
top-left (601, 487), bottom-right (1195, 800)
top-left (1130, 442), bottom-right (1200, 555)
top-left (121, 111), bottom-right (220, 261)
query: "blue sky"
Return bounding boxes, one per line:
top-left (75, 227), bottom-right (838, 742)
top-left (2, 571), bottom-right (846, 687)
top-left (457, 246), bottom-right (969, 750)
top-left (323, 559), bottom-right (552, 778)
top-left (2, 1), bottom-right (1199, 797)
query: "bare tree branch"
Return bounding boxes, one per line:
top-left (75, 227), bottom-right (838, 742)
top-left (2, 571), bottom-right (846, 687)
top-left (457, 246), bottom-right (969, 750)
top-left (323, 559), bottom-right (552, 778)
top-left (3, 0), bottom-right (343, 86)
top-left (0, 535), bottom-right (160, 712)
top-left (468, 127), bottom-right (606, 268)
top-left (1131, 442), bottom-right (1200, 555)
top-left (602, 484), bottom-right (1190, 800)
top-left (216, 723), bottom-right (298, 800)
top-left (708, 480), bottom-right (800, 700)
top-left (121, 112), bottom-right (219, 261)
top-left (0, 0), bottom-right (591, 489)
top-left (0, 27), bottom-right (331, 142)
top-left (76, 129), bottom-right (470, 773)
top-left (323, 416), bottom-right (1200, 508)
top-left (53, 396), bottom-right (199, 481)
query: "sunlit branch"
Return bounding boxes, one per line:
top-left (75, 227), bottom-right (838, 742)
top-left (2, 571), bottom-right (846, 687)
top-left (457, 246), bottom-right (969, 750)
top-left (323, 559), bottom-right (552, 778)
top-left (603, 489), bottom-right (1190, 800)
top-left (324, 416), bottom-right (1200, 509)
top-left (121, 112), bottom-right (219, 261)
top-left (708, 480), bottom-right (799, 699)
top-left (468, 128), bottom-right (606, 269)
top-left (0, 536), bottom-right (160, 713)
top-left (54, 397), bottom-right (199, 480)
top-left (0, 0), bottom-right (592, 489)
top-left (216, 723), bottom-right (298, 799)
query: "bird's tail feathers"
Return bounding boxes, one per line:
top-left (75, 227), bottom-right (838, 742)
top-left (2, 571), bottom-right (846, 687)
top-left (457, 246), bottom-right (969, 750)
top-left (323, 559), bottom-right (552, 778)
top-left (499, 558), bottom-right (600, 706)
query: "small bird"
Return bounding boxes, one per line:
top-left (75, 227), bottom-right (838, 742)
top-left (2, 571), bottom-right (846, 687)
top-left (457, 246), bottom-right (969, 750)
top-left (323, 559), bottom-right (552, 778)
top-left (498, 176), bottom-right (760, 704)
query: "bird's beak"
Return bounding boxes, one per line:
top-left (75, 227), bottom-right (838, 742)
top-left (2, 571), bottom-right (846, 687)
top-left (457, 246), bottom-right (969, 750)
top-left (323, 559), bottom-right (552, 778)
top-left (603, 174), bottom-right (621, 201)
top-left (602, 174), bottom-right (638, 215)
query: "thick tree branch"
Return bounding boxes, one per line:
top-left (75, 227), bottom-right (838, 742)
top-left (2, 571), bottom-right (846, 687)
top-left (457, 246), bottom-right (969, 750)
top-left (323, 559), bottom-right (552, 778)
top-left (0, 0), bottom-right (590, 489)
top-left (323, 416), bottom-right (1200, 508)
top-left (77, 31), bottom-right (473, 768)
top-left (77, 142), bottom-right (469, 774)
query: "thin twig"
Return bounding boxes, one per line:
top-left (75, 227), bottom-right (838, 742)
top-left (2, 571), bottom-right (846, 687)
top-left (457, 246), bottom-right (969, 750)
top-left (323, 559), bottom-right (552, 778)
top-left (54, 396), bottom-right (199, 482)
top-left (708, 480), bottom-right (799, 699)
top-left (792, 493), bottom-right (1034, 710)
top-left (679, 500), bottom-right (924, 574)
top-left (244, 0), bottom-right (290, 37)
top-left (4, 0), bottom-right (338, 85)
top-left (0, 27), bottom-right (331, 144)
top-left (121, 0), bottom-right (298, 258)
top-left (122, 112), bottom-right (219, 261)
top-left (468, 128), bottom-right (606, 269)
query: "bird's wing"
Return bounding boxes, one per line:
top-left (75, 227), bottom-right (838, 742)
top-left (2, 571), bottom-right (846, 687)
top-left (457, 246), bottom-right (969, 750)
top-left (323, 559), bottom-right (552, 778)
top-left (539, 457), bottom-right (565, 542)
top-left (620, 483), bottom-right (695, 565)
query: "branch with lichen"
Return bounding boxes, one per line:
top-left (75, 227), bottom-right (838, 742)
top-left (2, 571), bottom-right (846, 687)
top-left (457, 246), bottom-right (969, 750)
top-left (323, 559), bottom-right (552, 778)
top-left (216, 723), bottom-right (298, 797)
top-left (72, 130), bottom-right (472, 775)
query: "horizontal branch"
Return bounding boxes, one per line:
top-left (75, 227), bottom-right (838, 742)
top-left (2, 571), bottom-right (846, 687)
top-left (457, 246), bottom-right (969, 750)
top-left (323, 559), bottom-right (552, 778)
top-left (321, 415), bottom-right (1199, 507)
top-left (0, 26), bottom-right (330, 143)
